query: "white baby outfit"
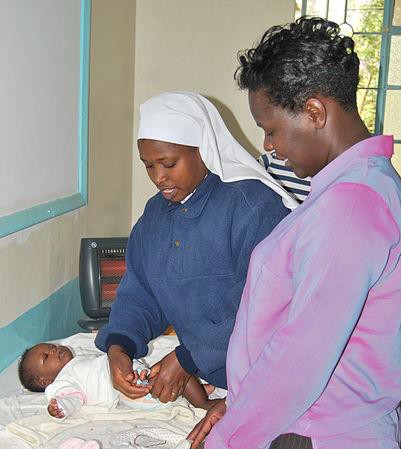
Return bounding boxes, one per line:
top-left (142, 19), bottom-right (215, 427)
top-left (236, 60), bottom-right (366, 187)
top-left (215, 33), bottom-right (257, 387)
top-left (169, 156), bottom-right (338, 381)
top-left (45, 334), bottom-right (159, 420)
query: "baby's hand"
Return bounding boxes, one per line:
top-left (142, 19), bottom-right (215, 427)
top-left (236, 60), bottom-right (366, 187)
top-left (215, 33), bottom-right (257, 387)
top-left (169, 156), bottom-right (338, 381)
top-left (133, 368), bottom-right (150, 387)
top-left (47, 398), bottom-right (65, 419)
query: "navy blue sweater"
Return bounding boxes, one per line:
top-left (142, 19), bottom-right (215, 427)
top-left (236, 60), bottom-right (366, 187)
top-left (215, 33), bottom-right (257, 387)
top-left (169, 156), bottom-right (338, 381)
top-left (95, 173), bottom-right (289, 388)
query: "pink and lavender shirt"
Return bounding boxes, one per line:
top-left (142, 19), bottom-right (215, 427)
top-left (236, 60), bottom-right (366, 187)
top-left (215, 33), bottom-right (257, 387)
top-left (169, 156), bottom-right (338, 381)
top-left (206, 135), bottom-right (401, 449)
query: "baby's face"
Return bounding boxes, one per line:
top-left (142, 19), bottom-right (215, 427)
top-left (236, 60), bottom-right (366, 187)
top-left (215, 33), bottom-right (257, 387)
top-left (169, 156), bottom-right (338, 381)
top-left (26, 343), bottom-right (73, 385)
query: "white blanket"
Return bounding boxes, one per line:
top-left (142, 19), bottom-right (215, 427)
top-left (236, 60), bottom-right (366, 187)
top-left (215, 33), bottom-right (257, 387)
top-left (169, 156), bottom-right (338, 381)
top-left (6, 399), bottom-right (205, 447)
top-left (0, 334), bottom-right (209, 449)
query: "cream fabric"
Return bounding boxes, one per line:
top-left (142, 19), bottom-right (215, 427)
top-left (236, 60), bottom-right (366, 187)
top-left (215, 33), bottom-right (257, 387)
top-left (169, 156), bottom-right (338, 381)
top-left (6, 399), bottom-right (205, 447)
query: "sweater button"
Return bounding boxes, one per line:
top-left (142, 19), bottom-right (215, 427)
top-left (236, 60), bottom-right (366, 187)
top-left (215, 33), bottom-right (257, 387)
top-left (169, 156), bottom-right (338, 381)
top-left (174, 240), bottom-right (180, 247)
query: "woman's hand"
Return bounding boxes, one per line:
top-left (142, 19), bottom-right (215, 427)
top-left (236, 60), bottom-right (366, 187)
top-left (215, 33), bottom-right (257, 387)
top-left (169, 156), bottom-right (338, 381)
top-left (108, 345), bottom-right (152, 399)
top-left (187, 398), bottom-right (226, 448)
top-left (148, 350), bottom-right (191, 403)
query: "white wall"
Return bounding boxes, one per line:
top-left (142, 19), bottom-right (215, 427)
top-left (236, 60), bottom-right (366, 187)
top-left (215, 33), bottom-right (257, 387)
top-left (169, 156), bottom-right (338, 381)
top-left (0, 0), bottom-right (135, 328)
top-left (132, 0), bottom-right (295, 221)
top-left (0, 0), bottom-right (296, 334)
top-left (0, 0), bottom-right (80, 216)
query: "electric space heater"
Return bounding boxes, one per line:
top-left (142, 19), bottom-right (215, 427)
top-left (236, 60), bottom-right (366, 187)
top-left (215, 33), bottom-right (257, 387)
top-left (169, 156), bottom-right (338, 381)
top-left (78, 237), bottom-right (128, 331)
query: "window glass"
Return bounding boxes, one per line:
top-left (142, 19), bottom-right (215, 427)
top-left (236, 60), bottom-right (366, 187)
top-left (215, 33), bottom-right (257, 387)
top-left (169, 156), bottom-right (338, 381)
top-left (295, 0), bottom-right (302, 18)
top-left (393, 0), bottom-right (401, 25)
top-left (384, 90), bottom-right (401, 138)
top-left (304, 0), bottom-right (328, 17)
top-left (328, 0), bottom-right (347, 23)
top-left (353, 34), bottom-right (382, 88)
top-left (346, 0), bottom-right (384, 32)
top-left (388, 36), bottom-right (401, 85)
top-left (391, 144), bottom-right (401, 173)
top-left (357, 89), bottom-right (378, 133)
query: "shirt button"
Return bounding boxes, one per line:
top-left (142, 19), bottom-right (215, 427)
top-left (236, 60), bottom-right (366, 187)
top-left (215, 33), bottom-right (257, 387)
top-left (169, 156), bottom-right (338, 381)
top-left (174, 240), bottom-right (180, 247)
top-left (168, 202), bottom-right (172, 206)
top-left (181, 207), bottom-right (188, 213)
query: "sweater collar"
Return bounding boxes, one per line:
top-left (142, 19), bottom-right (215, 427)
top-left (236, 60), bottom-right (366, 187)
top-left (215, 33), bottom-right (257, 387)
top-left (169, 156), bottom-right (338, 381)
top-left (159, 171), bottom-right (219, 217)
top-left (310, 135), bottom-right (393, 195)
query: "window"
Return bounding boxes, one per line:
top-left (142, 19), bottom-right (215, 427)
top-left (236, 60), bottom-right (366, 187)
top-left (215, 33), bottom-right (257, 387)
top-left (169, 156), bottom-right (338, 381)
top-left (296, 0), bottom-right (401, 172)
top-left (0, 0), bottom-right (90, 238)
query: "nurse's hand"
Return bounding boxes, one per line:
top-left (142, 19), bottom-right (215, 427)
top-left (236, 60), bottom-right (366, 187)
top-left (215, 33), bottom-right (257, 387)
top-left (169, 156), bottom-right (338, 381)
top-left (187, 398), bottom-right (226, 448)
top-left (148, 350), bottom-right (191, 403)
top-left (108, 344), bottom-right (152, 399)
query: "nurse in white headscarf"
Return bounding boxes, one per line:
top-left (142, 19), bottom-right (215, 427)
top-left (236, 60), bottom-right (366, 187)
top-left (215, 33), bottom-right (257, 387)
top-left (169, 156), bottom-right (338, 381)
top-left (137, 91), bottom-right (298, 209)
top-left (95, 91), bottom-right (296, 405)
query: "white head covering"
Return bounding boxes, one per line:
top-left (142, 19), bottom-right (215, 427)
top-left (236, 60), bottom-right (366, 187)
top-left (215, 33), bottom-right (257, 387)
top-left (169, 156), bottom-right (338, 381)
top-left (137, 91), bottom-right (299, 209)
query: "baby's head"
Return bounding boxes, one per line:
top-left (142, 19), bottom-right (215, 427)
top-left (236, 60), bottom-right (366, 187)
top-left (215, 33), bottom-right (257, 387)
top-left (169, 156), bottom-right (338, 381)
top-left (18, 343), bottom-right (74, 392)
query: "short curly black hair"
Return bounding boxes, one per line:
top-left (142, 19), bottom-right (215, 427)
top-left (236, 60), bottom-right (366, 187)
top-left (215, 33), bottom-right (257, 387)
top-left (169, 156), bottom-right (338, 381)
top-left (235, 16), bottom-right (360, 113)
top-left (18, 347), bottom-right (45, 392)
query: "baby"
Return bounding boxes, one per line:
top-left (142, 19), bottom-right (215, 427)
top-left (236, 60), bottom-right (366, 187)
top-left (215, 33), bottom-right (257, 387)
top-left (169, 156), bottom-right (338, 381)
top-left (18, 340), bottom-right (217, 420)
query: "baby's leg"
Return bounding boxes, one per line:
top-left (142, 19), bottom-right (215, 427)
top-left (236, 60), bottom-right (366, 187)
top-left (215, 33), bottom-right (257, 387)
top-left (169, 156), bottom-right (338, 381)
top-left (203, 384), bottom-right (215, 396)
top-left (183, 376), bottom-right (218, 410)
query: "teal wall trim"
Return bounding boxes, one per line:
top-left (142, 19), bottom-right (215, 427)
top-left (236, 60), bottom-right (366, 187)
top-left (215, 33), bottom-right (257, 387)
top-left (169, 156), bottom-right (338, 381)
top-left (78, 0), bottom-right (91, 203)
top-left (0, 277), bottom-right (86, 373)
top-left (0, 193), bottom-right (86, 238)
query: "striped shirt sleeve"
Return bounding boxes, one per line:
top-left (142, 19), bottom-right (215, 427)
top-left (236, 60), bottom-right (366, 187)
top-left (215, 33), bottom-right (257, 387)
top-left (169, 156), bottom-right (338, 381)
top-left (258, 153), bottom-right (311, 202)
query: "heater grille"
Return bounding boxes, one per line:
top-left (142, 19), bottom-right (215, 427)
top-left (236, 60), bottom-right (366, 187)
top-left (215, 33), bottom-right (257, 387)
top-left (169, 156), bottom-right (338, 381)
top-left (78, 237), bottom-right (176, 334)
top-left (99, 253), bottom-right (126, 306)
top-left (78, 237), bottom-right (128, 330)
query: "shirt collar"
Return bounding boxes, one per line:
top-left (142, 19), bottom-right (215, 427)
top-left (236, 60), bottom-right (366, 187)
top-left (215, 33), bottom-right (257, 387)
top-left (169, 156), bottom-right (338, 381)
top-left (180, 173), bottom-right (209, 204)
top-left (159, 171), bottom-right (219, 216)
top-left (310, 135), bottom-right (393, 194)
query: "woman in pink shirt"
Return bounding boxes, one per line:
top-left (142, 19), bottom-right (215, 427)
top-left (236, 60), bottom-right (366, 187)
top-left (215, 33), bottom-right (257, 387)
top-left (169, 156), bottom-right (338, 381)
top-left (189, 16), bottom-right (401, 449)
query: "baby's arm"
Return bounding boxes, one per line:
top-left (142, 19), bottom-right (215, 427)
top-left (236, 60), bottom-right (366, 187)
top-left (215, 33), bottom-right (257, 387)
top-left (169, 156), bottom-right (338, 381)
top-left (45, 376), bottom-right (86, 421)
top-left (46, 392), bottom-right (85, 420)
top-left (183, 376), bottom-right (219, 410)
top-left (47, 398), bottom-right (66, 419)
